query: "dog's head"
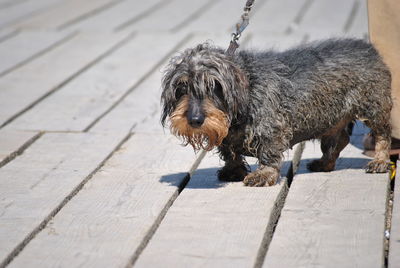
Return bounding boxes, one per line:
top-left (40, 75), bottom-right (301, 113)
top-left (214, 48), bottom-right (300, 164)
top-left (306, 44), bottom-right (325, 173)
top-left (161, 43), bottom-right (249, 151)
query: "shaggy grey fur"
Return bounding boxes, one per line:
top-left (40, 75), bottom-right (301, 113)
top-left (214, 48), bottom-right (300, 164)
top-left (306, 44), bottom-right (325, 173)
top-left (161, 38), bottom-right (392, 186)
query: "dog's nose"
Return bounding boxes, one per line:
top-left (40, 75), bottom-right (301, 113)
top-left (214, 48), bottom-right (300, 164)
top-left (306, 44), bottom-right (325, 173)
top-left (188, 114), bottom-right (205, 128)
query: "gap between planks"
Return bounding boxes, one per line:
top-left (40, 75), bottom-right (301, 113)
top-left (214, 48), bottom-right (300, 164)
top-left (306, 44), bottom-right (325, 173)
top-left (5, 133), bottom-right (204, 268)
top-left (0, 132), bottom-right (131, 268)
top-left (0, 31), bottom-right (135, 129)
top-left (84, 32), bottom-right (193, 132)
top-left (0, 31), bottom-right (76, 78)
top-left (114, 0), bottom-right (173, 32)
top-left (263, 136), bottom-right (391, 268)
top-left (0, 131), bottom-right (42, 168)
top-left (56, 0), bottom-right (126, 31)
top-left (169, 0), bottom-right (218, 33)
top-left (4, 32), bottom-right (192, 132)
top-left (126, 149), bottom-right (207, 267)
top-left (133, 148), bottom-right (299, 268)
top-left (0, 0), bottom-right (61, 30)
top-left (0, 28), bottom-right (18, 43)
top-left (0, 0), bottom-right (28, 10)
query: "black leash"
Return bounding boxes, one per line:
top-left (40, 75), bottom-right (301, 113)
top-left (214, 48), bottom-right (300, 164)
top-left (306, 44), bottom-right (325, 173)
top-left (226, 0), bottom-right (256, 56)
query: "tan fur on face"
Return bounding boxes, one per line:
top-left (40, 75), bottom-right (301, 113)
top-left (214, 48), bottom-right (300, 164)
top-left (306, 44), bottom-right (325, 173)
top-left (170, 95), bottom-right (229, 151)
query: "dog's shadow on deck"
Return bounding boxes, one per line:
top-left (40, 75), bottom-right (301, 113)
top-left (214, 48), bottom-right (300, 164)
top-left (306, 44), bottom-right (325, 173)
top-left (160, 122), bottom-right (372, 189)
top-left (160, 161), bottom-right (290, 189)
top-left (159, 167), bottom-right (246, 189)
top-left (295, 157), bottom-right (370, 175)
top-left (160, 155), bottom-right (371, 189)
top-left (160, 156), bottom-right (370, 189)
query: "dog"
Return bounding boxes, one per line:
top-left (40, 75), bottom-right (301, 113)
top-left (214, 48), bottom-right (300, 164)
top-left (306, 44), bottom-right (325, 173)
top-left (161, 38), bottom-right (392, 186)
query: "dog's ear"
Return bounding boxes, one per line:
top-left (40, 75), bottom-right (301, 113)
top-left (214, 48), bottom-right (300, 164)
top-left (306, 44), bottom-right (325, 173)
top-left (160, 59), bottom-right (178, 127)
top-left (217, 58), bottom-right (249, 119)
top-left (160, 52), bottom-right (189, 127)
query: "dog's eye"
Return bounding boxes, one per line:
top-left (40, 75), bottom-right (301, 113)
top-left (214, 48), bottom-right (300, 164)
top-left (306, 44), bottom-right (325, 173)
top-left (213, 81), bottom-right (224, 99)
top-left (175, 87), bottom-right (186, 100)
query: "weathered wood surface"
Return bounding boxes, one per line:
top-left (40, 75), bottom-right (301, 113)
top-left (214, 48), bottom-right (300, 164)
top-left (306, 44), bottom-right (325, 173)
top-left (389, 161), bottom-right (400, 268)
top-left (117, 0), bottom-right (213, 33)
top-left (0, 30), bottom-right (73, 76)
top-left (250, 0), bottom-right (308, 34)
top-left (297, 0), bottom-right (356, 40)
top-left (245, 32), bottom-right (305, 53)
top-left (346, 0), bottom-right (369, 38)
top-left (174, 0), bottom-right (249, 34)
top-left (0, 0), bottom-right (27, 10)
top-left (0, 0), bottom-right (60, 29)
top-left (13, 0), bottom-right (121, 30)
top-left (63, 0), bottom-right (162, 32)
top-left (8, 133), bottom-right (198, 268)
top-left (7, 33), bottom-right (186, 132)
top-left (0, 132), bottom-right (127, 266)
top-left (263, 136), bottom-right (390, 268)
top-left (0, 28), bottom-right (16, 42)
top-left (0, 32), bottom-right (130, 127)
top-left (135, 152), bottom-right (292, 268)
top-left (0, 129), bottom-right (40, 167)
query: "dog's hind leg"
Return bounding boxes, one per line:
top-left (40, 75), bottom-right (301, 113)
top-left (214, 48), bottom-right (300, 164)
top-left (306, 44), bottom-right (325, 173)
top-left (307, 127), bottom-right (350, 172)
top-left (364, 120), bottom-right (391, 173)
top-left (360, 93), bottom-right (392, 173)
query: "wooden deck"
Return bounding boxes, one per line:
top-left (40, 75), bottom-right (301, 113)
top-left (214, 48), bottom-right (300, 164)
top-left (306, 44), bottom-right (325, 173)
top-left (0, 0), bottom-right (398, 267)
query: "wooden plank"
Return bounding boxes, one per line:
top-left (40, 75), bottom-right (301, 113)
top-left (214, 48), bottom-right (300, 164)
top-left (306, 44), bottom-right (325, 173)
top-left (249, 0), bottom-right (308, 34)
top-left (0, 30), bottom-right (73, 77)
top-left (0, 129), bottom-right (40, 167)
top-left (64, 0), bottom-right (162, 32)
top-left (0, 32), bottom-right (130, 128)
top-left (7, 133), bottom-right (198, 268)
top-left (346, 0), bottom-right (369, 38)
top-left (171, 0), bottom-right (248, 34)
top-left (117, 0), bottom-right (212, 32)
top-left (234, 0), bottom-right (308, 52)
top-left (0, 28), bottom-right (17, 42)
top-left (90, 33), bottom-right (228, 134)
top-left (245, 32), bottom-right (305, 52)
top-left (89, 64), bottom-right (162, 134)
top-left (134, 149), bottom-right (293, 268)
top-left (13, 0), bottom-right (122, 30)
top-left (263, 137), bottom-right (390, 268)
top-left (0, 131), bottom-right (127, 267)
top-left (7, 33), bottom-right (187, 132)
top-left (0, 0), bottom-right (27, 10)
top-left (297, 0), bottom-right (356, 40)
top-left (0, 0), bottom-right (60, 29)
top-left (389, 161), bottom-right (400, 268)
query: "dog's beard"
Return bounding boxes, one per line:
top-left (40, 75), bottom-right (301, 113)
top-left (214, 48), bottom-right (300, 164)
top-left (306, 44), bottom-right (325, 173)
top-left (170, 96), bottom-right (229, 151)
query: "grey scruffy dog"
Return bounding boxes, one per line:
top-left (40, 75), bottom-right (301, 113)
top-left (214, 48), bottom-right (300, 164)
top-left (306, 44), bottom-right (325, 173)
top-left (161, 38), bottom-right (392, 186)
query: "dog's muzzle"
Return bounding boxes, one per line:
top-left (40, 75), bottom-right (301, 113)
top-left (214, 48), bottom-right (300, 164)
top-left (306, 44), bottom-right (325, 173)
top-left (187, 97), bottom-right (205, 128)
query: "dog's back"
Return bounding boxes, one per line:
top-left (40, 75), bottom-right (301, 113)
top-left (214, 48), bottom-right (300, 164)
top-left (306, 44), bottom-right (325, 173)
top-left (238, 38), bottom-right (392, 143)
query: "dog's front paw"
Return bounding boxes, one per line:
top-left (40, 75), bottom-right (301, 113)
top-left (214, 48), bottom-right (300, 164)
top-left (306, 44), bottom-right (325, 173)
top-left (243, 167), bottom-right (279, 187)
top-left (218, 164), bottom-right (248, 182)
top-left (366, 160), bottom-right (389, 173)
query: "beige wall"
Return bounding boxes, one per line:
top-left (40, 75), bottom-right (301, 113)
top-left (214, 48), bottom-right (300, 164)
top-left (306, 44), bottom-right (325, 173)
top-left (368, 0), bottom-right (400, 139)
